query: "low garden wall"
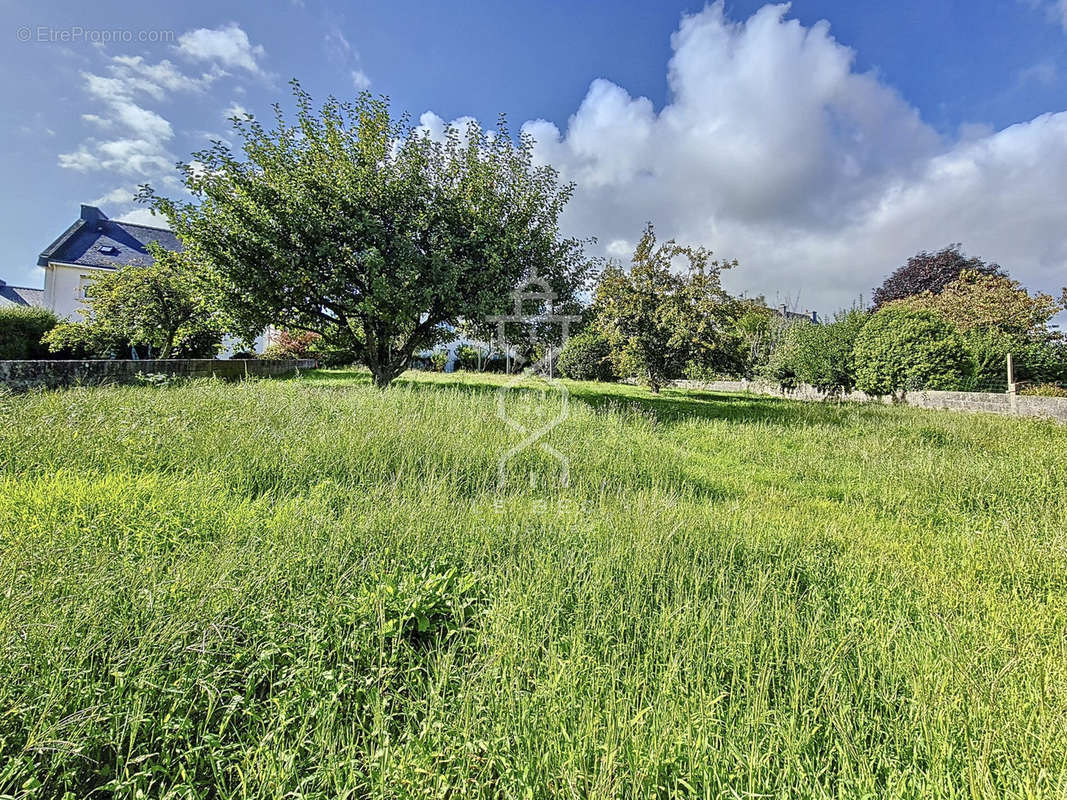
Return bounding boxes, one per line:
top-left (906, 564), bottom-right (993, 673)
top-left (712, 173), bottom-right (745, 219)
top-left (0, 359), bottom-right (317, 392)
top-left (675, 379), bottom-right (1067, 423)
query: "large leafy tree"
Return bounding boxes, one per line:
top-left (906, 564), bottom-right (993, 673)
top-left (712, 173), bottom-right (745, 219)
top-left (593, 223), bottom-right (734, 392)
top-left (138, 81), bottom-right (590, 387)
top-left (891, 269), bottom-right (1066, 388)
top-left (44, 245), bottom-right (229, 358)
top-left (892, 269), bottom-right (1062, 337)
top-left (872, 245), bottom-right (1003, 309)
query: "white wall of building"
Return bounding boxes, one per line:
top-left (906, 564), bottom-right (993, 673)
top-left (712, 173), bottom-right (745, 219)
top-left (43, 262), bottom-right (108, 320)
top-left (42, 260), bottom-right (270, 356)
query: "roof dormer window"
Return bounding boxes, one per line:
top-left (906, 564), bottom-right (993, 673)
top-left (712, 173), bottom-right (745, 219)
top-left (98, 245), bottom-right (118, 255)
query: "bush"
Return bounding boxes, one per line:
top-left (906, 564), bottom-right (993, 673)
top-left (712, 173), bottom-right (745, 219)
top-left (1015, 338), bottom-right (1067, 386)
top-left (853, 308), bottom-right (970, 395)
top-left (429, 350), bottom-right (449, 372)
top-left (454, 344), bottom-right (486, 371)
top-left (1019, 382), bottom-right (1067, 397)
top-left (172, 327), bottom-right (224, 359)
top-left (765, 309), bottom-right (868, 394)
top-left (263, 330), bottom-right (321, 360)
top-left (43, 320), bottom-right (123, 359)
top-left (557, 329), bottom-right (617, 382)
top-left (484, 353), bottom-right (510, 373)
top-left (0, 307), bottom-right (59, 359)
top-left (308, 338), bottom-right (358, 368)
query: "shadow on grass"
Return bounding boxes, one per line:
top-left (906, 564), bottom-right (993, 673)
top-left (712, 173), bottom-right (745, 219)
top-left (301, 368), bottom-right (890, 430)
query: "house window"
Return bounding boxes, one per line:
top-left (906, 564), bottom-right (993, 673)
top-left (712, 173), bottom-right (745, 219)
top-left (78, 275), bottom-right (92, 299)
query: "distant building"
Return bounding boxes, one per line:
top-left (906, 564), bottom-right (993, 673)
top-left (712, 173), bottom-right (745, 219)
top-left (21, 203), bottom-right (268, 355)
top-left (775, 304), bottom-right (819, 324)
top-left (0, 280), bottom-right (44, 309)
top-left (37, 204), bottom-right (182, 320)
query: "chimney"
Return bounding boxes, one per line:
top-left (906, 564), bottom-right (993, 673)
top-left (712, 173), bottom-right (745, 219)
top-left (80, 204), bottom-right (108, 224)
top-left (779, 303), bottom-right (787, 317)
top-left (811, 310), bottom-right (818, 323)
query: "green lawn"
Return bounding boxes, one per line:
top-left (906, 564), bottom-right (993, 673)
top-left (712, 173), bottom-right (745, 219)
top-left (1, 370), bottom-right (1065, 798)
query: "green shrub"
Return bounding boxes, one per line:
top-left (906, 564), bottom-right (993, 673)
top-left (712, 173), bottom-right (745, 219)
top-left (309, 338), bottom-right (358, 368)
top-left (454, 344), bottom-right (486, 371)
top-left (1015, 338), bottom-right (1067, 386)
top-left (484, 353), bottom-right (509, 373)
top-left (1019, 382), bottom-right (1067, 397)
top-left (429, 350), bottom-right (449, 372)
top-left (557, 329), bottom-right (617, 382)
top-left (0, 307), bottom-right (59, 359)
top-left (854, 308), bottom-right (970, 395)
top-left (41, 320), bottom-right (116, 358)
top-left (172, 327), bottom-right (224, 358)
top-left (765, 309), bottom-right (868, 394)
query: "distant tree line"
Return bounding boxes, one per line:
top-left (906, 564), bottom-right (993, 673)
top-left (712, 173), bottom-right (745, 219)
top-left (548, 240), bottom-right (1067, 396)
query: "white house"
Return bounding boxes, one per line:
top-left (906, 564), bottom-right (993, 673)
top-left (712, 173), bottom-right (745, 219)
top-left (31, 204), bottom-right (267, 355)
top-left (37, 204), bottom-right (184, 320)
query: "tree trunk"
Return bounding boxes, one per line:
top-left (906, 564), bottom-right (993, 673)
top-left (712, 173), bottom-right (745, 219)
top-left (369, 357), bottom-right (408, 388)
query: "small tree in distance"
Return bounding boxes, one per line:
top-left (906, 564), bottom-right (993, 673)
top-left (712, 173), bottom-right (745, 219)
top-left (593, 223), bottom-right (734, 393)
top-left (138, 81), bottom-right (591, 388)
top-left (872, 245), bottom-right (1003, 309)
top-left (44, 245), bottom-right (229, 359)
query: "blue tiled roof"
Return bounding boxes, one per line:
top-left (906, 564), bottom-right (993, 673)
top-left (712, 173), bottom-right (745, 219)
top-left (0, 283), bottom-right (44, 308)
top-left (37, 205), bottom-right (180, 270)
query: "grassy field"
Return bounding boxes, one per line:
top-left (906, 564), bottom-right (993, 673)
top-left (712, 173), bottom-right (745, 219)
top-left (1, 369), bottom-right (1065, 798)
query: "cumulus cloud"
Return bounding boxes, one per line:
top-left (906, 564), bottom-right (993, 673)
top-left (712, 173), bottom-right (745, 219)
top-left (177, 23), bottom-right (267, 76)
top-left (116, 208), bottom-right (171, 228)
top-left (352, 70), bottom-right (372, 90)
top-left (500, 2), bottom-right (1067, 313)
top-left (91, 187), bottom-right (138, 206)
top-left (59, 55), bottom-right (183, 177)
top-left (58, 27), bottom-right (263, 214)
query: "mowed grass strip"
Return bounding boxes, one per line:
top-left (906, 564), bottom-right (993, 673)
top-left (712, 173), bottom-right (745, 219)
top-left (1, 370), bottom-right (1065, 798)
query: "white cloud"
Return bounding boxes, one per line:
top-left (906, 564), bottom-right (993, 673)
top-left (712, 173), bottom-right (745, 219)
top-left (177, 23), bottom-right (267, 76)
top-left (1018, 59), bottom-right (1057, 87)
top-left (81, 113), bottom-right (111, 128)
top-left (223, 102), bottom-right (250, 120)
top-left (116, 208), bottom-right (171, 228)
top-left (1025, 0), bottom-right (1067, 32)
top-left (325, 28), bottom-right (353, 64)
top-left (490, 2), bottom-right (1067, 313)
top-left (323, 25), bottom-right (372, 92)
top-left (58, 46), bottom-right (226, 178)
top-left (352, 70), bottom-right (372, 90)
top-left (91, 187), bottom-right (138, 206)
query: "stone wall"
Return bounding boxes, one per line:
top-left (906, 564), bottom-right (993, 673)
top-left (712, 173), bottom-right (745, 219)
top-left (0, 359), bottom-right (317, 392)
top-left (675, 379), bottom-right (1067, 423)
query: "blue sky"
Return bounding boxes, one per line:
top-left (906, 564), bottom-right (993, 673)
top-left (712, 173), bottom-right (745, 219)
top-left (4, 0), bottom-right (1067, 314)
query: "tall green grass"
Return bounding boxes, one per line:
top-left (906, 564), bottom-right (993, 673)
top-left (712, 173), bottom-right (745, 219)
top-left (1, 370), bottom-right (1065, 798)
